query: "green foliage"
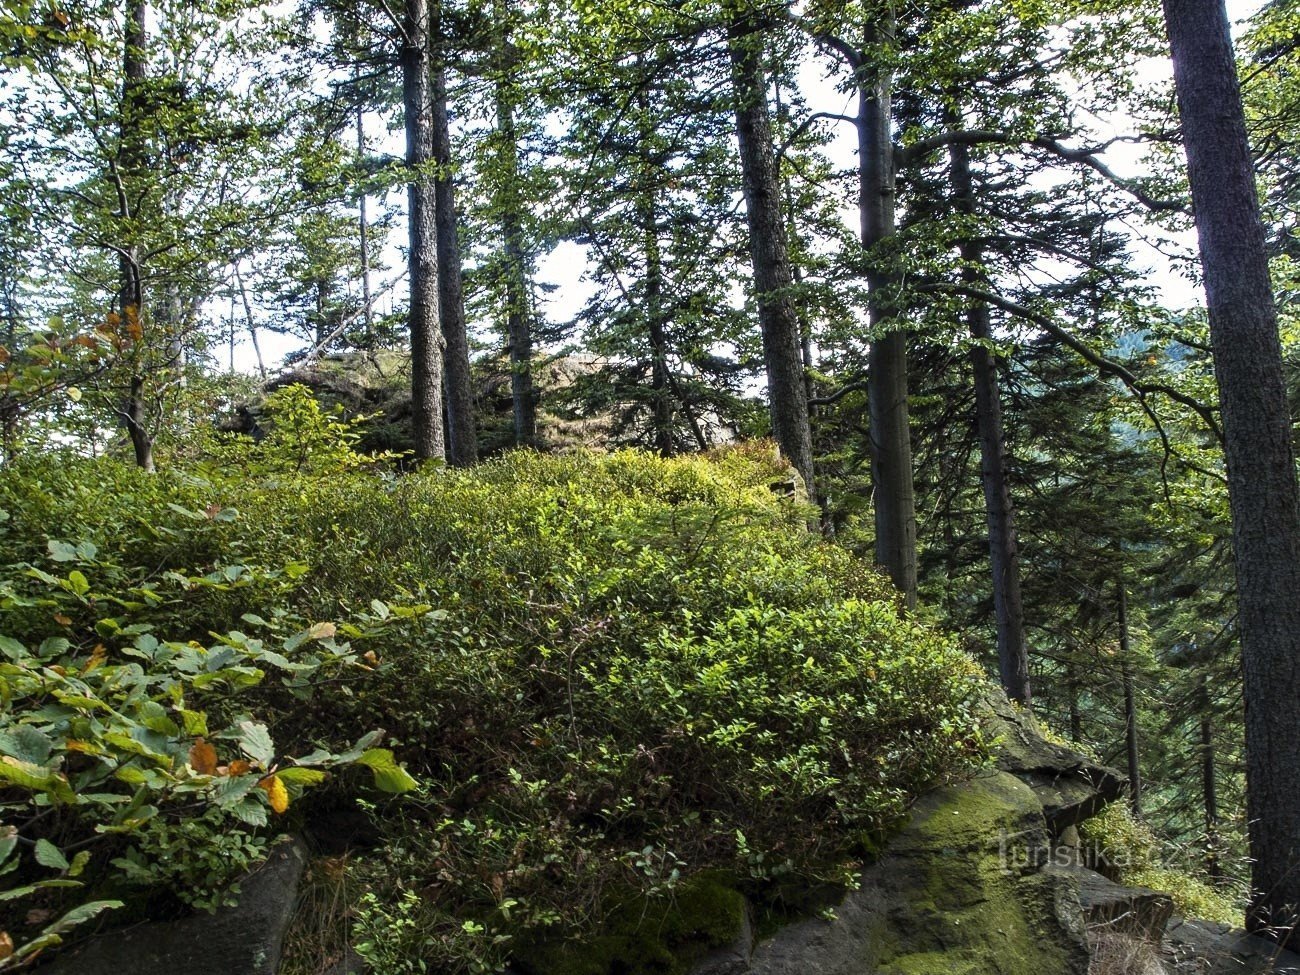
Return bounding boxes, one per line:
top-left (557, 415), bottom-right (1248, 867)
top-left (239, 445), bottom-right (988, 974)
top-left (202, 382), bottom-right (402, 476)
top-left (1080, 804), bottom-right (1241, 926)
top-left (2, 443), bottom-right (987, 972)
top-left (0, 453), bottom-right (420, 962)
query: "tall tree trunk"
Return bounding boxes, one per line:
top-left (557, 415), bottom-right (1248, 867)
top-left (357, 105), bottom-right (374, 340)
top-left (856, 20), bottom-right (916, 608)
top-left (1198, 674), bottom-right (1222, 881)
top-left (403, 0), bottom-right (445, 462)
top-left (432, 18), bottom-right (477, 467)
top-left (119, 0), bottom-right (153, 472)
top-left (1116, 578), bottom-right (1141, 815)
top-left (1164, 0), bottom-right (1300, 943)
top-left (948, 135), bottom-right (1030, 705)
top-left (726, 6), bottom-right (815, 497)
top-left (635, 81), bottom-right (674, 456)
top-left (491, 0), bottom-right (536, 446)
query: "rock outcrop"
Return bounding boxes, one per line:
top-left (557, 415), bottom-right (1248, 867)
top-left (34, 693), bottom-right (1293, 975)
top-left (35, 837), bottom-right (305, 975)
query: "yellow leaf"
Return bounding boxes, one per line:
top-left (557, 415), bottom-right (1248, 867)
top-left (83, 644), bottom-right (106, 674)
top-left (67, 387), bottom-right (82, 403)
top-left (307, 622), bottom-right (336, 641)
top-left (189, 738), bottom-right (218, 775)
top-left (53, 613), bottom-right (72, 626)
top-left (0, 931), bottom-right (12, 961)
top-left (259, 774), bottom-right (289, 814)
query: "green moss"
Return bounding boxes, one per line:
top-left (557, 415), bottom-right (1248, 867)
top-left (519, 877), bottom-right (747, 975)
top-left (866, 773), bottom-right (1086, 975)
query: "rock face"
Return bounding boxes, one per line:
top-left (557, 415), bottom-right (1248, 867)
top-left (741, 770), bottom-right (1092, 975)
top-left (35, 837), bottom-right (306, 975)
top-left (1164, 917), bottom-right (1300, 974)
top-left (981, 692), bottom-right (1126, 835)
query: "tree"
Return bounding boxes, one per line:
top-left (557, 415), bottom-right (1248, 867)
top-left (726, 2), bottom-right (815, 497)
top-left (403, 0), bottom-right (446, 462)
top-left (1163, 0), bottom-right (1300, 943)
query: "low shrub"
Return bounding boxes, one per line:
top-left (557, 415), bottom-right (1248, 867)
top-left (1080, 804), bottom-right (1241, 926)
top-left (1, 435), bottom-right (990, 973)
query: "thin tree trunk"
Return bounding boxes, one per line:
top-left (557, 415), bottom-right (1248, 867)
top-left (1067, 659), bottom-right (1083, 743)
top-left (358, 105), bottom-right (374, 340)
top-left (726, 5), bottom-right (815, 497)
top-left (234, 264), bottom-right (266, 379)
top-left (855, 20), bottom-right (916, 607)
top-left (1164, 0), bottom-right (1300, 943)
top-left (635, 80), bottom-right (674, 456)
top-left (1117, 579), bottom-right (1141, 815)
top-left (1198, 674), bottom-right (1222, 881)
top-left (432, 19), bottom-right (477, 467)
top-left (403, 0), bottom-right (445, 462)
top-left (491, 0), bottom-right (536, 446)
top-left (119, 0), bottom-right (153, 472)
top-left (949, 135), bottom-right (1030, 706)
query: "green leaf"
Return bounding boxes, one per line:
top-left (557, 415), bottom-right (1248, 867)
top-left (46, 540), bottom-right (78, 562)
top-left (66, 571), bottom-right (90, 597)
top-left (0, 826), bottom-right (18, 867)
top-left (0, 726), bottom-right (53, 766)
top-left (44, 899), bottom-right (123, 936)
top-left (68, 850), bottom-right (91, 878)
top-left (355, 749), bottom-right (417, 793)
top-left (34, 838), bottom-right (68, 871)
top-left (0, 758), bottom-right (75, 803)
top-left (276, 767), bottom-right (327, 787)
top-left (235, 720), bottom-right (274, 767)
top-left (0, 636), bottom-right (25, 661)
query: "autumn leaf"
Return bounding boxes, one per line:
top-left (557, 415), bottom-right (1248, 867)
top-left (306, 621), bottom-right (336, 641)
top-left (259, 774), bottom-right (289, 814)
top-left (0, 931), bottom-right (12, 961)
top-left (124, 305), bottom-right (142, 341)
top-left (226, 759), bottom-right (251, 776)
top-left (83, 644), bottom-right (106, 675)
top-left (189, 738), bottom-right (218, 775)
top-left (52, 614), bottom-right (71, 626)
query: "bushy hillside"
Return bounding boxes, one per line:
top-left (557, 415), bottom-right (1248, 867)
top-left (0, 420), bottom-right (989, 972)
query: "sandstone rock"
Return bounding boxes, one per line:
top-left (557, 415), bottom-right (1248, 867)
top-left (36, 836), bottom-right (306, 975)
top-left (1044, 864), bottom-right (1174, 939)
top-left (740, 771), bottom-right (1090, 975)
top-left (1164, 917), bottom-right (1300, 974)
top-left (981, 691), bottom-right (1126, 835)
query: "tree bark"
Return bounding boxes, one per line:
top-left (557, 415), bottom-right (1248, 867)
top-left (635, 81), bottom-right (674, 456)
top-left (855, 20), bottom-right (916, 608)
top-left (403, 0), bottom-right (445, 463)
top-left (1198, 674), bottom-right (1222, 881)
top-left (432, 21), bottom-right (477, 467)
top-left (357, 104), bottom-right (374, 341)
top-left (491, 0), bottom-right (536, 447)
top-left (1164, 0), bottom-right (1300, 941)
top-left (1116, 579), bottom-right (1141, 815)
top-left (119, 0), bottom-right (153, 472)
top-left (726, 6), bottom-right (815, 497)
top-left (948, 135), bottom-right (1030, 704)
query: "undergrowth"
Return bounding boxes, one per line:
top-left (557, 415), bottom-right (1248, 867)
top-left (0, 400), bottom-right (991, 973)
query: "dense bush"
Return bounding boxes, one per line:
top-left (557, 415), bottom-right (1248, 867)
top-left (0, 427), bottom-right (989, 972)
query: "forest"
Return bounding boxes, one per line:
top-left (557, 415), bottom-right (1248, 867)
top-left (1, 0), bottom-right (1299, 972)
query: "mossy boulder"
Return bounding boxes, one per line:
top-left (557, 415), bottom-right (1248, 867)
top-left (742, 771), bottom-right (1090, 975)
